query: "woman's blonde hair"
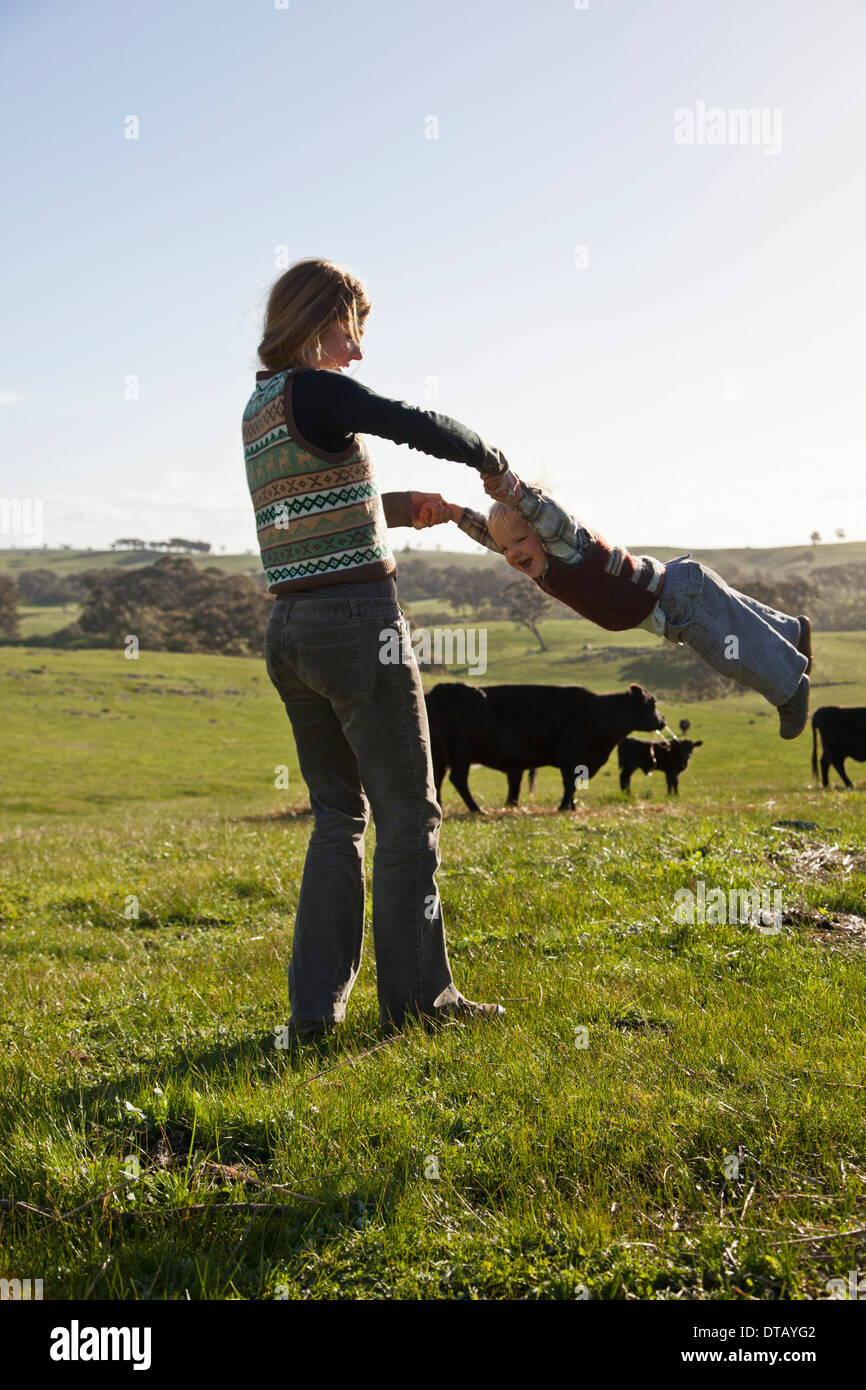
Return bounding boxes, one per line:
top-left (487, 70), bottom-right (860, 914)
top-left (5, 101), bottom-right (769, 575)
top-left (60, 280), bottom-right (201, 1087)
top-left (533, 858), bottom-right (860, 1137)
top-left (257, 258), bottom-right (371, 371)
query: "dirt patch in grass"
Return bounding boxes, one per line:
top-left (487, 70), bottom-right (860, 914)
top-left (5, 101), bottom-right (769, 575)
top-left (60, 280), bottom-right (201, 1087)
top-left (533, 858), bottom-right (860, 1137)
top-left (789, 843), bottom-right (866, 878)
top-left (767, 838), bottom-right (866, 879)
top-left (783, 908), bottom-right (866, 942)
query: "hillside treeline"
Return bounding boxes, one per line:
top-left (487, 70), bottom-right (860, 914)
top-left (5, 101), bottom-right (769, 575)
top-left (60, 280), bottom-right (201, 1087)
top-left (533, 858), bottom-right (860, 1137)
top-left (739, 565), bottom-right (866, 633)
top-left (2, 555), bottom-right (866, 652)
top-left (110, 537), bottom-right (213, 553)
top-left (15, 567), bottom-right (87, 605)
top-left (395, 557), bottom-right (557, 616)
top-left (16, 558), bottom-right (271, 656)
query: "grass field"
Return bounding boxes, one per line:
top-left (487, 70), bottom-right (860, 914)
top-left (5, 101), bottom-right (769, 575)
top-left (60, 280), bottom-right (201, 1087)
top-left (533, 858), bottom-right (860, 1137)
top-left (1, 624), bottom-right (865, 1300)
top-left (16, 604), bottom-right (81, 639)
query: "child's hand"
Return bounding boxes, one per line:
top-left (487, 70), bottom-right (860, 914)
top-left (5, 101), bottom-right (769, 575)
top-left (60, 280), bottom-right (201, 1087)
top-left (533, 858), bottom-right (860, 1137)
top-left (409, 491), bottom-right (452, 529)
top-left (482, 468), bottom-right (523, 505)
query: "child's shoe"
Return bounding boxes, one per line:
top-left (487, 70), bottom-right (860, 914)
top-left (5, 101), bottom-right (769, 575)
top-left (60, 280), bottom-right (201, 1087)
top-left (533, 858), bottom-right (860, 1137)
top-left (796, 615), bottom-right (813, 675)
top-left (778, 674), bottom-right (810, 739)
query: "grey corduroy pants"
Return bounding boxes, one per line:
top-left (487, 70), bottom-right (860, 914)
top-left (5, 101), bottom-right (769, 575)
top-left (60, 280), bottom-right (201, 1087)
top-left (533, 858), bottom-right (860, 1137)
top-left (263, 592), bottom-right (460, 1029)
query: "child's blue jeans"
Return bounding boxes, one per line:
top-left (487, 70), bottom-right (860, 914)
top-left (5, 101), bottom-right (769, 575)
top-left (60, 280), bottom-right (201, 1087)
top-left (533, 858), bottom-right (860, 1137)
top-left (641, 555), bottom-right (807, 706)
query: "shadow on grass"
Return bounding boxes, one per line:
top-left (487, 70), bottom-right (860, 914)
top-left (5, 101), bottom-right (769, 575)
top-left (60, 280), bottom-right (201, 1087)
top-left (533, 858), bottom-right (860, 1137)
top-left (233, 806), bottom-right (313, 823)
top-left (49, 1020), bottom-right (402, 1137)
top-left (439, 802), bottom-right (674, 821)
top-left (4, 1023), bottom-right (425, 1292)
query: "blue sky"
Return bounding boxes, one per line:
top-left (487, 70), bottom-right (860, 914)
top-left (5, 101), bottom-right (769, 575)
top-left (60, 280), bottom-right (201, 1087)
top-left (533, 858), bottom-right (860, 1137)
top-left (1, 0), bottom-right (864, 556)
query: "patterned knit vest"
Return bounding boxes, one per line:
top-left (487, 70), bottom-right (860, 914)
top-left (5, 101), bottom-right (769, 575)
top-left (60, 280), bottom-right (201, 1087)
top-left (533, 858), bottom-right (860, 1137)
top-left (242, 368), bottom-right (396, 593)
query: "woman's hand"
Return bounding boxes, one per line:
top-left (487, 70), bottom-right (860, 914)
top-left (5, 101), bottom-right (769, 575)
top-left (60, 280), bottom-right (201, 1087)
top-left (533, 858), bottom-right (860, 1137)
top-left (409, 492), bottom-right (453, 529)
top-left (482, 468), bottom-right (523, 505)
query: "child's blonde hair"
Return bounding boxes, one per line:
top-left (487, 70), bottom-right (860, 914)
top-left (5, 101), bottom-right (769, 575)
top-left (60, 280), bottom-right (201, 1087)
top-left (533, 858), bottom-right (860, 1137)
top-left (257, 258), bottom-right (370, 371)
top-left (486, 480), bottom-right (546, 551)
top-left (486, 501), bottom-right (518, 551)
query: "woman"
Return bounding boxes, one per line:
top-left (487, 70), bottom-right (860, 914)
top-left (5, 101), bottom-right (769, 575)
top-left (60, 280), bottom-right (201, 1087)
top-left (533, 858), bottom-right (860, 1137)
top-left (243, 258), bottom-right (508, 1035)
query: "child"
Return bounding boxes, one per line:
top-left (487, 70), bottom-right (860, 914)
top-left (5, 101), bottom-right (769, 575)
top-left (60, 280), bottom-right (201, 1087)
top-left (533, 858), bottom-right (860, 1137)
top-left (417, 471), bottom-right (811, 738)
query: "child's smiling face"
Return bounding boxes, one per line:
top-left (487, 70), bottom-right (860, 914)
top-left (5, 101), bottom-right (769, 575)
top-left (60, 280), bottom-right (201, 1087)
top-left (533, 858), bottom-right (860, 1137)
top-left (490, 512), bottom-right (548, 579)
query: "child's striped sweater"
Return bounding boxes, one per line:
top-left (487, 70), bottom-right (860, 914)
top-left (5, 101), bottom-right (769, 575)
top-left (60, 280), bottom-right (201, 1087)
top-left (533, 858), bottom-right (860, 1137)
top-left (455, 485), bottom-right (666, 632)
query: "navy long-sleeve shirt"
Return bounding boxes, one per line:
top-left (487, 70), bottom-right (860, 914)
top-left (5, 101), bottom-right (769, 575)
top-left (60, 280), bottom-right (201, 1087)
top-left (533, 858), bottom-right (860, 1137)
top-left (289, 368), bottom-right (504, 473)
top-left (269, 367), bottom-right (506, 599)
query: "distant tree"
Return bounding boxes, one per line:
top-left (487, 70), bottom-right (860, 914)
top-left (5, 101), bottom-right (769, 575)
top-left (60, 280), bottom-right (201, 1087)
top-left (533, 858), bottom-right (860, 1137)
top-left (810, 530), bottom-right (821, 547)
top-left (741, 575), bottom-right (816, 615)
top-left (76, 556), bottom-right (270, 655)
top-left (491, 579), bottom-right (555, 652)
top-left (0, 576), bottom-right (20, 640)
top-left (441, 569), bottom-right (499, 617)
top-left (165, 538), bottom-right (212, 554)
top-left (801, 561), bottom-right (866, 629)
top-left (835, 528), bottom-right (846, 540)
top-left (16, 567), bottom-right (84, 605)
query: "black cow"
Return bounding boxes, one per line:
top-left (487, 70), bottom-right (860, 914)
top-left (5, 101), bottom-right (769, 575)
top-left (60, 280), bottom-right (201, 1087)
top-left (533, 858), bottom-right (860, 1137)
top-left (654, 738), bottom-right (703, 794)
top-left (811, 706), bottom-right (866, 788)
top-left (617, 737), bottom-right (657, 792)
top-left (425, 682), bottom-right (666, 813)
top-left (618, 736), bottom-right (703, 795)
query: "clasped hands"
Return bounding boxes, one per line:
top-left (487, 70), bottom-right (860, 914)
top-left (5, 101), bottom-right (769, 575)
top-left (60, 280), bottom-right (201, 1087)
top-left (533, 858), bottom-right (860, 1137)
top-left (409, 468), bottom-right (524, 530)
top-left (408, 492), bottom-right (456, 529)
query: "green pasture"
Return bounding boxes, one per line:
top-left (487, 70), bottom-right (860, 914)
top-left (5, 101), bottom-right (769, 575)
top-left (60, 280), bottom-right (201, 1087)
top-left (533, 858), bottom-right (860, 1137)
top-left (16, 604), bottom-right (81, 638)
top-left (1, 625), bottom-right (862, 825)
top-left (0, 624), bottom-right (864, 1300)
